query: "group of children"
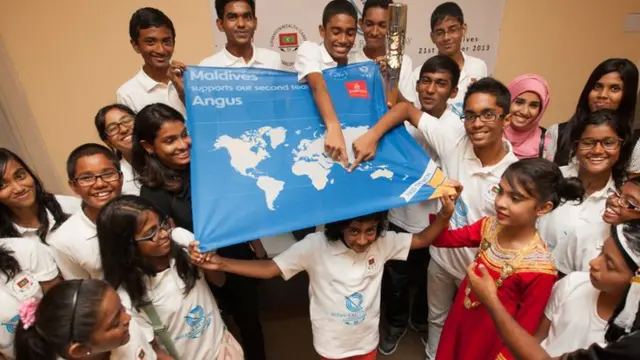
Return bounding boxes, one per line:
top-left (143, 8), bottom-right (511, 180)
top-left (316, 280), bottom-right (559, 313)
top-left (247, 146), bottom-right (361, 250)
top-left (1, 0), bottom-right (640, 359)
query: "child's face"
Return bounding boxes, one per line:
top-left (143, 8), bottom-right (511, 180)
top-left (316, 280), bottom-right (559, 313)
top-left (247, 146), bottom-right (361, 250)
top-left (319, 14), bottom-right (357, 63)
top-left (216, 1), bottom-right (257, 47)
top-left (141, 120), bottom-right (192, 169)
top-left (588, 72), bottom-right (624, 113)
top-left (509, 91), bottom-right (542, 130)
top-left (603, 181), bottom-right (640, 225)
top-left (134, 210), bottom-right (173, 258)
top-left (415, 71), bottom-right (457, 115)
top-left (342, 219), bottom-right (379, 253)
top-left (78, 288), bottom-right (132, 356)
top-left (462, 93), bottom-right (509, 149)
top-left (69, 154), bottom-right (123, 211)
top-left (493, 177), bottom-right (551, 227)
top-left (131, 26), bottom-right (174, 70)
top-left (360, 7), bottom-right (387, 50)
top-left (589, 236), bottom-right (634, 294)
top-left (0, 157), bottom-right (36, 211)
top-left (104, 108), bottom-right (134, 154)
top-left (430, 17), bottom-right (466, 57)
top-left (575, 124), bottom-right (621, 177)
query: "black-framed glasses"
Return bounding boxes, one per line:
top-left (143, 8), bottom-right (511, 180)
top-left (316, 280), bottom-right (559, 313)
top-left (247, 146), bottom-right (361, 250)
top-left (433, 26), bottom-right (462, 38)
top-left (607, 188), bottom-right (640, 212)
top-left (105, 116), bottom-right (134, 137)
top-left (134, 217), bottom-right (171, 242)
top-left (73, 171), bottom-right (122, 187)
top-left (576, 137), bottom-right (623, 151)
top-left (460, 112), bottom-right (504, 123)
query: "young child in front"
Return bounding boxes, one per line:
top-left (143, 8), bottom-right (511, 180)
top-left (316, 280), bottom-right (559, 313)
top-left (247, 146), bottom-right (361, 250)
top-left (188, 184), bottom-right (463, 360)
top-left (352, 77), bottom-right (519, 358)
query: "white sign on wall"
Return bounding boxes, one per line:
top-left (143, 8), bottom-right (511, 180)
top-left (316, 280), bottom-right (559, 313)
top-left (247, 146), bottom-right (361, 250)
top-left (211, 0), bottom-right (505, 74)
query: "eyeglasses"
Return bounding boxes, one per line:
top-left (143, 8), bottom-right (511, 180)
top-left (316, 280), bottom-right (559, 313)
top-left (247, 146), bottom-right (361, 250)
top-left (134, 218), bottom-right (171, 242)
top-left (576, 137), bottom-right (623, 151)
top-left (460, 112), bottom-right (504, 123)
top-left (607, 188), bottom-right (640, 212)
top-left (433, 26), bottom-right (462, 38)
top-left (105, 116), bottom-right (134, 137)
top-left (73, 171), bottom-right (121, 187)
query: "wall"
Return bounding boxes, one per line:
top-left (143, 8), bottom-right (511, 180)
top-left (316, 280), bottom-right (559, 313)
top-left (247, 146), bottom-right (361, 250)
top-left (0, 0), bottom-right (639, 186)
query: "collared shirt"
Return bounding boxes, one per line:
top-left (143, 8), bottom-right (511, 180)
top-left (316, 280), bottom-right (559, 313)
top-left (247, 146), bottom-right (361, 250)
top-left (120, 159), bottom-right (141, 196)
top-left (409, 51), bottom-right (488, 116)
top-left (350, 47), bottom-right (415, 100)
top-left (47, 210), bottom-right (103, 280)
top-left (416, 112), bottom-right (519, 279)
top-left (295, 41), bottom-right (342, 82)
top-left (116, 69), bottom-right (183, 113)
top-left (273, 231), bottom-right (412, 359)
top-left (11, 194), bottom-right (80, 247)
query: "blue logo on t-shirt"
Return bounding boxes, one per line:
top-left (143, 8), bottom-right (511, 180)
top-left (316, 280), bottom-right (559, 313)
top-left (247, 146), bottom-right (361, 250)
top-left (0, 314), bottom-right (18, 350)
top-left (450, 198), bottom-right (470, 229)
top-left (175, 305), bottom-right (213, 341)
top-left (330, 292), bottom-right (367, 326)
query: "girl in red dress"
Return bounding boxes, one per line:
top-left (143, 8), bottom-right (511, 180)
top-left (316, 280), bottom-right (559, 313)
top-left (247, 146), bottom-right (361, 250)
top-left (432, 158), bottom-right (585, 360)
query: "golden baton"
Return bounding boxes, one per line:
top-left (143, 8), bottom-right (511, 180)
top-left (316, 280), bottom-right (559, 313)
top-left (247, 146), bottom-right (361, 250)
top-left (385, 3), bottom-right (408, 106)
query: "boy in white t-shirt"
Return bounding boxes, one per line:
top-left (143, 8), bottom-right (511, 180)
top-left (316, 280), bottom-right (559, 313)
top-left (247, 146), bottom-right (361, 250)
top-left (409, 2), bottom-right (488, 116)
top-left (188, 198), bottom-right (462, 360)
top-left (352, 78), bottom-right (519, 359)
top-left (116, 8), bottom-right (182, 112)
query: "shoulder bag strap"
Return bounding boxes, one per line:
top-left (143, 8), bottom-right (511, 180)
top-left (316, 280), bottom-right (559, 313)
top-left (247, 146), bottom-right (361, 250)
top-left (141, 302), bottom-right (181, 360)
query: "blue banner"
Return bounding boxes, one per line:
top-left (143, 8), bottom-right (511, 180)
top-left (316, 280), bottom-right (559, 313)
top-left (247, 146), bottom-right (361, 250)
top-left (185, 63), bottom-right (449, 251)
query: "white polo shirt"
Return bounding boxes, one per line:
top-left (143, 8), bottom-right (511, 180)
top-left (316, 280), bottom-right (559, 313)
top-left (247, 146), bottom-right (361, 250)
top-left (416, 112), bottom-right (519, 279)
top-left (108, 319), bottom-right (157, 360)
top-left (11, 195), bottom-right (80, 247)
top-left (272, 231), bottom-right (412, 359)
top-left (554, 223), bottom-right (610, 274)
top-left (538, 162), bottom-right (614, 254)
top-left (410, 52), bottom-right (487, 116)
top-left (116, 69), bottom-right (183, 113)
top-left (0, 237), bottom-right (59, 359)
top-left (350, 47), bottom-right (415, 101)
top-left (119, 263), bottom-right (224, 360)
top-left (541, 272), bottom-right (607, 356)
top-left (388, 107), bottom-right (463, 233)
top-left (47, 210), bottom-right (103, 280)
top-left (120, 159), bottom-right (141, 196)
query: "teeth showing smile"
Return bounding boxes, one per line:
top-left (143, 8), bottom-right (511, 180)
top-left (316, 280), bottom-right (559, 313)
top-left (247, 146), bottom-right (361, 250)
top-left (93, 191), bottom-right (112, 199)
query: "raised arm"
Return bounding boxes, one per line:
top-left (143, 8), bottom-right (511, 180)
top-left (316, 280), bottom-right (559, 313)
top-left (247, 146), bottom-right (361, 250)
top-left (189, 242), bottom-right (281, 280)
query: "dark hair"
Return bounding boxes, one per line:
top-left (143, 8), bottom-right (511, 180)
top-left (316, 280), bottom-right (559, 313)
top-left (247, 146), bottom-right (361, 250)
top-left (463, 77), bottom-right (511, 116)
top-left (132, 103), bottom-right (188, 191)
top-left (94, 103), bottom-right (136, 143)
top-left (554, 59), bottom-right (639, 166)
top-left (419, 55), bottom-right (461, 90)
top-left (215, 0), bottom-right (256, 19)
top-left (129, 7), bottom-right (176, 42)
top-left (322, 0), bottom-right (358, 27)
top-left (325, 211), bottom-right (388, 242)
top-left (430, 2), bottom-right (464, 31)
top-left (502, 158), bottom-right (585, 210)
top-left (14, 279), bottom-right (110, 360)
top-left (569, 109), bottom-right (632, 188)
top-left (363, 0), bottom-right (392, 17)
top-left (97, 195), bottom-right (198, 310)
top-left (66, 143), bottom-right (121, 181)
top-left (0, 245), bottom-right (20, 282)
top-left (0, 148), bottom-right (70, 244)
top-left (605, 221), bottom-right (640, 343)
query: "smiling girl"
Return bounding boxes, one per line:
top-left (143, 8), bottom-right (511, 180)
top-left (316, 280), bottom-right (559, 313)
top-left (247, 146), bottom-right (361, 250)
top-left (505, 74), bottom-right (551, 159)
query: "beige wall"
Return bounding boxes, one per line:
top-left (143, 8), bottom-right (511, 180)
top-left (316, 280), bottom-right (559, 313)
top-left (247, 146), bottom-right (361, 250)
top-left (1, 0), bottom-right (639, 188)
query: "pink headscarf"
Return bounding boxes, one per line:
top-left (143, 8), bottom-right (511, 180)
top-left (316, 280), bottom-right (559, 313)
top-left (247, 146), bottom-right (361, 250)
top-left (505, 74), bottom-right (550, 159)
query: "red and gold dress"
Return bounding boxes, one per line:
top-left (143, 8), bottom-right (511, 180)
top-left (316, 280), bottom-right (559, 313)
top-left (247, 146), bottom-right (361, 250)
top-left (434, 216), bottom-right (557, 360)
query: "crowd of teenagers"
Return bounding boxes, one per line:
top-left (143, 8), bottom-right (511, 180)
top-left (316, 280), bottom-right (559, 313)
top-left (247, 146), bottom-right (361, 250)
top-left (1, 0), bottom-right (640, 359)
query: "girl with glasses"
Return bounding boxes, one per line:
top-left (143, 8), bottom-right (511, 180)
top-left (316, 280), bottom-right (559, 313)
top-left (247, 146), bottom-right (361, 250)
top-left (96, 195), bottom-right (241, 360)
top-left (95, 104), bottom-right (141, 196)
top-left (538, 110), bottom-right (633, 274)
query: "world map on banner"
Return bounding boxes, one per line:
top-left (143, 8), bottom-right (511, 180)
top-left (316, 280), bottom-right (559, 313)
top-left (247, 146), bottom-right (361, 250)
top-left (185, 63), bottom-right (449, 251)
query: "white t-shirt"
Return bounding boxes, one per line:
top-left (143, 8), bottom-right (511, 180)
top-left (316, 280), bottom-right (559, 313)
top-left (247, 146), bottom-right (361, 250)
top-left (349, 47), bottom-right (415, 101)
top-left (272, 231), bottom-right (412, 359)
top-left (0, 237), bottom-right (59, 359)
top-left (387, 108), bottom-right (463, 232)
top-left (410, 52), bottom-right (487, 116)
top-left (119, 262), bottom-right (224, 360)
top-left (108, 319), bottom-right (158, 360)
top-left (48, 210), bottom-right (103, 280)
top-left (416, 112), bottom-right (519, 279)
top-left (538, 163), bottom-right (613, 254)
top-left (120, 159), bottom-right (141, 196)
top-left (541, 272), bottom-right (607, 356)
top-left (116, 69), bottom-right (183, 113)
top-left (554, 223), bottom-right (609, 274)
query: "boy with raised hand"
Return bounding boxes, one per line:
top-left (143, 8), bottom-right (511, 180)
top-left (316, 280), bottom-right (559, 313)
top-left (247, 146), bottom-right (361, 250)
top-left (352, 78), bottom-right (518, 359)
top-left (117, 8), bottom-right (182, 112)
top-left (410, 2), bottom-right (487, 116)
top-left (168, 0), bottom-right (282, 114)
top-left (376, 55), bottom-right (460, 355)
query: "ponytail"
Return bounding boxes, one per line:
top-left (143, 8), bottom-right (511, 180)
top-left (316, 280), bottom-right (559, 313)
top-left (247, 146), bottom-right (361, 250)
top-left (15, 323), bottom-right (56, 360)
